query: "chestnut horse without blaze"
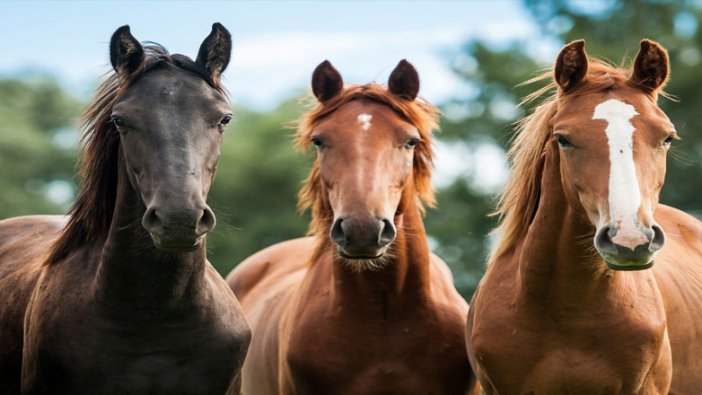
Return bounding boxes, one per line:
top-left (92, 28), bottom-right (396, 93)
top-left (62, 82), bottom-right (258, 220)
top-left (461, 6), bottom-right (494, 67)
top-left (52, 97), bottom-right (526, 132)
top-left (227, 60), bottom-right (478, 394)
top-left (0, 24), bottom-right (250, 394)
top-left (467, 39), bottom-right (702, 394)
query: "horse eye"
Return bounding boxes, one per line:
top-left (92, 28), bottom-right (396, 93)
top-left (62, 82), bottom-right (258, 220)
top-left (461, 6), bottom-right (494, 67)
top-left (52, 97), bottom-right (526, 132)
top-left (110, 116), bottom-right (125, 128)
top-left (311, 137), bottom-right (323, 148)
top-left (220, 115), bottom-right (233, 126)
top-left (663, 135), bottom-right (675, 145)
top-left (404, 138), bottom-right (420, 149)
top-left (557, 135), bottom-right (574, 148)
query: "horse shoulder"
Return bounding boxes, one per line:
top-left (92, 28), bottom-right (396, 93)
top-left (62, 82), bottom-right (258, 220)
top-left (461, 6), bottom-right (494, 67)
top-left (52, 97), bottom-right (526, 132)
top-left (651, 204), bottom-right (702, 392)
top-left (655, 204), bottom-right (702, 248)
top-left (226, 237), bottom-right (314, 302)
top-left (428, 252), bottom-right (469, 314)
top-left (653, 204), bottom-right (702, 294)
top-left (227, 237), bottom-right (315, 395)
top-left (0, 214), bottom-right (66, 284)
top-left (465, 250), bottom-right (530, 390)
top-left (204, 263), bottom-right (251, 343)
top-left (0, 215), bottom-right (65, 392)
top-left (0, 214), bottom-right (65, 308)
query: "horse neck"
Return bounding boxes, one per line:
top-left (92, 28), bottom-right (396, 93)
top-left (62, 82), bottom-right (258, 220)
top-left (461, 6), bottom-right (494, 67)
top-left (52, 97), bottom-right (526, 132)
top-left (329, 187), bottom-right (432, 309)
top-left (515, 143), bottom-right (629, 307)
top-left (95, 149), bottom-right (207, 312)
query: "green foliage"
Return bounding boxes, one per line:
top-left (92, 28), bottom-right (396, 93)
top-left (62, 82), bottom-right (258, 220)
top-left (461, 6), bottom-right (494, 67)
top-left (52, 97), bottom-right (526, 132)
top-left (426, 42), bottom-right (549, 296)
top-left (0, 76), bottom-right (79, 217)
top-left (426, 179), bottom-right (496, 294)
top-left (207, 97), bottom-right (312, 274)
top-left (442, 41), bottom-right (545, 143)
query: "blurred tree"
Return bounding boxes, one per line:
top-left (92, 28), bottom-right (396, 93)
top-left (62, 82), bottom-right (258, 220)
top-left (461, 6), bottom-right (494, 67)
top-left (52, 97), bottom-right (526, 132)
top-left (0, 76), bottom-right (79, 217)
top-left (425, 43), bottom-right (547, 295)
top-left (207, 97), bottom-right (312, 274)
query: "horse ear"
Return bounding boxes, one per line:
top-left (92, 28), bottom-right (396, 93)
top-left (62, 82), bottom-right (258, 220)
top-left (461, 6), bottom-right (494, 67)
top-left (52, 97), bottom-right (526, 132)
top-left (630, 39), bottom-right (669, 93)
top-left (196, 23), bottom-right (232, 82)
top-left (388, 59), bottom-right (419, 100)
top-left (312, 60), bottom-right (343, 102)
top-left (554, 40), bottom-right (588, 92)
top-left (110, 25), bottom-right (144, 76)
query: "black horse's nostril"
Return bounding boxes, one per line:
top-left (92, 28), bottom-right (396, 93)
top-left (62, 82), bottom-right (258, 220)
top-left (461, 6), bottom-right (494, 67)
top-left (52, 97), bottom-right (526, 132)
top-left (331, 218), bottom-right (346, 247)
top-left (650, 224), bottom-right (665, 252)
top-left (142, 207), bottom-right (164, 234)
top-left (378, 218), bottom-right (396, 247)
top-left (196, 206), bottom-right (216, 236)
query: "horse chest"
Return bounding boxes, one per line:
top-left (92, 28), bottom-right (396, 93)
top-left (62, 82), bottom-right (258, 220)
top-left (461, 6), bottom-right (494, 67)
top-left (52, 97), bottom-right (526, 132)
top-left (471, 301), bottom-right (670, 394)
top-left (285, 313), bottom-right (470, 395)
top-left (286, 354), bottom-right (467, 395)
top-left (25, 303), bottom-right (248, 395)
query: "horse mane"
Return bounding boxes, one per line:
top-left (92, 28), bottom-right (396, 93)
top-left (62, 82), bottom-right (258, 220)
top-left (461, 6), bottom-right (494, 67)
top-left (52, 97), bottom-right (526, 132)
top-left (295, 83), bottom-right (440, 244)
top-left (489, 60), bottom-right (651, 263)
top-left (47, 44), bottom-right (225, 265)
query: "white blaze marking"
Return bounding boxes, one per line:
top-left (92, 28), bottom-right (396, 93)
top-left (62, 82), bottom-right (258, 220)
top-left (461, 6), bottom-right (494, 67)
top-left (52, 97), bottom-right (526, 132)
top-left (592, 99), bottom-right (646, 249)
top-left (357, 113), bottom-right (372, 131)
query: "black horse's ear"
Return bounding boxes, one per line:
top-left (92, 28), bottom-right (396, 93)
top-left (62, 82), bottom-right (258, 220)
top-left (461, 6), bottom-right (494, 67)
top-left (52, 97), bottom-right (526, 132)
top-left (196, 23), bottom-right (232, 82)
top-left (554, 40), bottom-right (588, 92)
top-left (388, 59), bottom-right (419, 100)
top-left (630, 39), bottom-right (669, 93)
top-left (110, 25), bottom-right (144, 76)
top-left (312, 60), bottom-right (343, 102)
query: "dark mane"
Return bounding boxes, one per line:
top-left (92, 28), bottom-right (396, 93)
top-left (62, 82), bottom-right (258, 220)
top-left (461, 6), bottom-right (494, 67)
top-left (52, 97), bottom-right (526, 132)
top-left (295, 83), bottom-right (439, 245)
top-left (47, 44), bottom-right (226, 265)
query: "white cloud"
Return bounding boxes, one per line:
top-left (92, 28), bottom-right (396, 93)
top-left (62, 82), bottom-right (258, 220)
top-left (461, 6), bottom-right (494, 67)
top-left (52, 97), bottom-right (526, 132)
top-left (225, 28), bottom-right (475, 108)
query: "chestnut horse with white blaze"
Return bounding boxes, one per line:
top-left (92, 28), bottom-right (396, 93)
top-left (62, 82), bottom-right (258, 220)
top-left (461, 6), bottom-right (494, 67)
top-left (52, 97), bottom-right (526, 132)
top-left (0, 24), bottom-right (250, 394)
top-left (227, 60), bottom-right (478, 394)
top-left (467, 39), bottom-right (702, 394)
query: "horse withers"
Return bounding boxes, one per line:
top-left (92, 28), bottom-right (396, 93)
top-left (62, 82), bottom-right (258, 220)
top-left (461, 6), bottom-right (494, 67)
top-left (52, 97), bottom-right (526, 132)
top-left (467, 39), bottom-right (702, 394)
top-left (0, 24), bottom-right (250, 394)
top-left (227, 60), bottom-right (479, 394)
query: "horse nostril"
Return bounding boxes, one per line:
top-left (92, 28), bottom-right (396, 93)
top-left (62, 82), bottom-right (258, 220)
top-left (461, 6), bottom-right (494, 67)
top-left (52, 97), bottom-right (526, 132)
top-left (606, 226), bottom-right (617, 240)
top-left (330, 218), bottom-right (346, 246)
top-left (378, 218), bottom-right (396, 247)
top-left (650, 224), bottom-right (665, 252)
top-left (142, 207), bottom-right (164, 234)
top-left (196, 207), bottom-right (216, 235)
top-left (594, 226), bottom-right (616, 254)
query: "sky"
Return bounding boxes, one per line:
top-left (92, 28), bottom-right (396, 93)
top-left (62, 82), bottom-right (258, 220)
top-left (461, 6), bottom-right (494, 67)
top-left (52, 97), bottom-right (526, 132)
top-left (0, 0), bottom-right (557, 193)
top-left (0, 1), bottom-right (549, 109)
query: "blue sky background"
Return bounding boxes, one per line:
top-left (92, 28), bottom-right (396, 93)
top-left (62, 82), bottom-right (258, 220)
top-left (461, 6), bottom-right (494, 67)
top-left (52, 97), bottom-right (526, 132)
top-left (1, 1), bottom-right (567, 192)
top-left (0, 1), bottom-right (555, 109)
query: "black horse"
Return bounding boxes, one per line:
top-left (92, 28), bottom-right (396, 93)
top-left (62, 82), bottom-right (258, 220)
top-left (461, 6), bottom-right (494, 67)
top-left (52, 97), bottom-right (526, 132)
top-left (0, 24), bottom-right (250, 394)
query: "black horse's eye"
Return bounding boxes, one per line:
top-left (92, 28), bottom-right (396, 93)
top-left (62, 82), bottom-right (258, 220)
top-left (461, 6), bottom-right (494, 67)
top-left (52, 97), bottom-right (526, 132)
top-left (311, 137), bottom-right (323, 148)
top-left (663, 135), bottom-right (675, 145)
top-left (404, 138), bottom-right (420, 149)
top-left (220, 115), bottom-right (233, 126)
top-left (557, 135), bottom-right (574, 148)
top-left (110, 116), bottom-right (125, 128)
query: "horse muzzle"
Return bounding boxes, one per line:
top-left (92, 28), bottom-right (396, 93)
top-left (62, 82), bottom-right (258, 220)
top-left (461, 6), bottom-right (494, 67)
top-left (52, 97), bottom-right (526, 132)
top-left (142, 205), bottom-right (215, 252)
top-left (330, 217), bottom-right (396, 260)
top-left (594, 223), bottom-right (665, 270)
